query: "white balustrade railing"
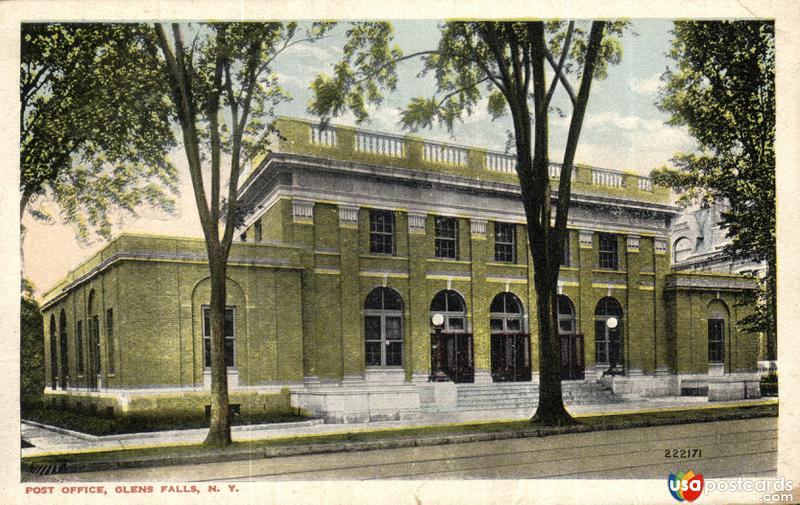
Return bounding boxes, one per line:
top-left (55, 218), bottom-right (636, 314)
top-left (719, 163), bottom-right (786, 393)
top-left (354, 131), bottom-right (405, 157)
top-left (592, 169), bottom-right (625, 188)
top-left (548, 163), bottom-right (577, 180)
top-left (485, 152), bottom-right (517, 173)
top-left (310, 124), bottom-right (337, 147)
top-left (423, 142), bottom-right (468, 166)
top-left (637, 177), bottom-right (653, 191)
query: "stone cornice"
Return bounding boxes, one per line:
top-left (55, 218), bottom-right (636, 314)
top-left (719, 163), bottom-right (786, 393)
top-left (664, 272), bottom-right (757, 291)
top-left (240, 153), bottom-right (680, 218)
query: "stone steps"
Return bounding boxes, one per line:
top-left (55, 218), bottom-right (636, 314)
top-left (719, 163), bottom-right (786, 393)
top-left (454, 381), bottom-right (621, 411)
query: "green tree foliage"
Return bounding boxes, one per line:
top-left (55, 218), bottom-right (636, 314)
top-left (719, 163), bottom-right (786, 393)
top-left (21, 294), bottom-right (45, 409)
top-left (154, 22), bottom-right (332, 447)
top-left (309, 21), bottom-right (625, 425)
top-left (21, 24), bottom-right (178, 243)
top-left (652, 21), bottom-right (776, 359)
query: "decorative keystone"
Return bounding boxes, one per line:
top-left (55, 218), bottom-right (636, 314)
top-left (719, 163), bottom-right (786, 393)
top-left (579, 230), bottom-right (594, 249)
top-left (470, 219), bottom-right (487, 239)
top-left (408, 212), bottom-right (427, 234)
top-left (338, 205), bottom-right (359, 228)
top-left (292, 199), bottom-right (314, 224)
top-left (626, 234), bottom-right (641, 252)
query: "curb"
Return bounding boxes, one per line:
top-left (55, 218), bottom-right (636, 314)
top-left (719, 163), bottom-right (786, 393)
top-left (22, 408), bottom-right (777, 476)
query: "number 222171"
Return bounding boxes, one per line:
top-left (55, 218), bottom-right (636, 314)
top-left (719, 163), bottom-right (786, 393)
top-left (664, 448), bottom-right (701, 458)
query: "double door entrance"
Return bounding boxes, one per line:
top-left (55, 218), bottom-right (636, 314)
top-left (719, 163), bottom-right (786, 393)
top-left (490, 333), bottom-right (532, 382)
top-left (430, 332), bottom-right (474, 383)
top-left (560, 333), bottom-right (585, 380)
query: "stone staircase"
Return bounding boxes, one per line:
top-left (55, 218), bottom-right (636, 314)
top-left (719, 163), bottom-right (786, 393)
top-left (454, 381), bottom-right (621, 412)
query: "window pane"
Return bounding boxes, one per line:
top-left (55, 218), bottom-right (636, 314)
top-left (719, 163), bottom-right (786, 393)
top-left (494, 223), bottom-right (516, 263)
top-left (430, 291), bottom-right (447, 312)
top-left (365, 342), bottom-right (382, 366)
top-left (204, 339), bottom-right (211, 368)
top-left (106, 309), bottom-right (115, 374)
top-left (490, 295), bottom-right (505, 313)
top-left (448, 317), bottom-right (465, 331)
top-left (224, 338), bottom-right (235, 367)
top-left (558, 295), bottom-right (574, 315)
top-left (370, 210), bottom-right (394, 254)
top-left (598, 233), bottom-right (618, 270)
top-left (386, 342), bottom-right (403, 366)
top-left (385, 317), bottom-right (402, 340)
top-left (595, 320), bottom-right (607, 342)
top-left (224, 308), bottom-right (235, 337)
top-left (505, 294), bottom-right (522, 314)
top-left (383, 289), bottom-right (403, 311)
top-left (490, 319), bottom-right (503, 332)
top-left (559, 318), bottom-right (574, 333)
top-left (203, 307), bottom-right (210, 337)
top-left (507, 318), bottom-right (521, 332)
top-left (435, 217), bottom-right (458, 259)
top-left (446, 291), bottom-right (465, 312)
top-left (364, 316), bottom-right (381, 340)
top-left (365, 289), bottom-right (383, 310)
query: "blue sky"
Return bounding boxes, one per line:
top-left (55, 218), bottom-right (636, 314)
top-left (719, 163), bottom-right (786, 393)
top-left (24, 19), bottom-right (695, 293)
top-left (270, 19), bottom-right (694, 171)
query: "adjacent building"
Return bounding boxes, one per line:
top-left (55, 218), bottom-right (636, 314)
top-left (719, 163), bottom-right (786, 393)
top-left (38, 117), bottom-right (761, 422)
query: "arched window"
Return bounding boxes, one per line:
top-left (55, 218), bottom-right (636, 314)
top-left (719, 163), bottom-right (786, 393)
top-left (364, 287), bottom-right (404, 367)
top-left (595, 297), bottom-right (623, 367)
top-left (673, 237), bottom-right (692, 263)
top-left (557, 295), bottom-right (576, 335)
top-left (430, 289), bottom-right (466, 332)
top-left (490, 292), bottom-right (523, 333)
top-left (708, 300), bottom-right (729, 364)
top-left (58, 310), bottom-right (69, 390)
top-left (49, 315), bottom-right (57, 390)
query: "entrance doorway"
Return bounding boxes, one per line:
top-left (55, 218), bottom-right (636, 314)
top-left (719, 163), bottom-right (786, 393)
top-left (490, 292), bottom-right (530, 382)
top-left (430, 290), bottom-right (473, 383)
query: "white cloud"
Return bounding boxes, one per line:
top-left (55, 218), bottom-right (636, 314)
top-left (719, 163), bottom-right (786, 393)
top-left (569, 111), bottom-right (696, 173)
top-left (630, 73), bottom-right (662, 95)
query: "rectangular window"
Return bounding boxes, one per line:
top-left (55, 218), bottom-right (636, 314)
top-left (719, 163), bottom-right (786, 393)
top-left (106, 309), bottom-right (115, 374)
top-left (561, 233), bottom-right (571, 267)
top-left (598, 233), bottom-right (619, 270)
top-left (708, 319), bottom-right (725, 363)
top-left (494, 222), bottom-right (516, 263)
top-left (254, 220), bottom-right (262, 243)
top-left (203, 306), bottom-right (236, 369)
top-left (76, 320), bottom-right (84, 375)
top-left (369, 209), bottom-right (395, 254)
top-left (91, 316), bottom-right (101, 374)
top-left (434, 216), bottom-right (458, 259)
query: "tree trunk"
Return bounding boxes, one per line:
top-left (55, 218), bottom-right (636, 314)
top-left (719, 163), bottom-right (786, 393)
top-left (203, 255), bottom-right (232, 447)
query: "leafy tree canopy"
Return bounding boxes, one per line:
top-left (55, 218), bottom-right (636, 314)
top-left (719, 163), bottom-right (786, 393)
top-left (21, 23), bottom-right (179, 242)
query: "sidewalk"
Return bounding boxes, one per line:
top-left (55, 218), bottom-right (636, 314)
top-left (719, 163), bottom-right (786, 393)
top-left (21, 396), bottom-right (773, 458)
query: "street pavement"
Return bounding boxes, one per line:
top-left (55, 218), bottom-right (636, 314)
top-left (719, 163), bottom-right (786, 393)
top-left (32, 416), bottom-right (777, 481)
